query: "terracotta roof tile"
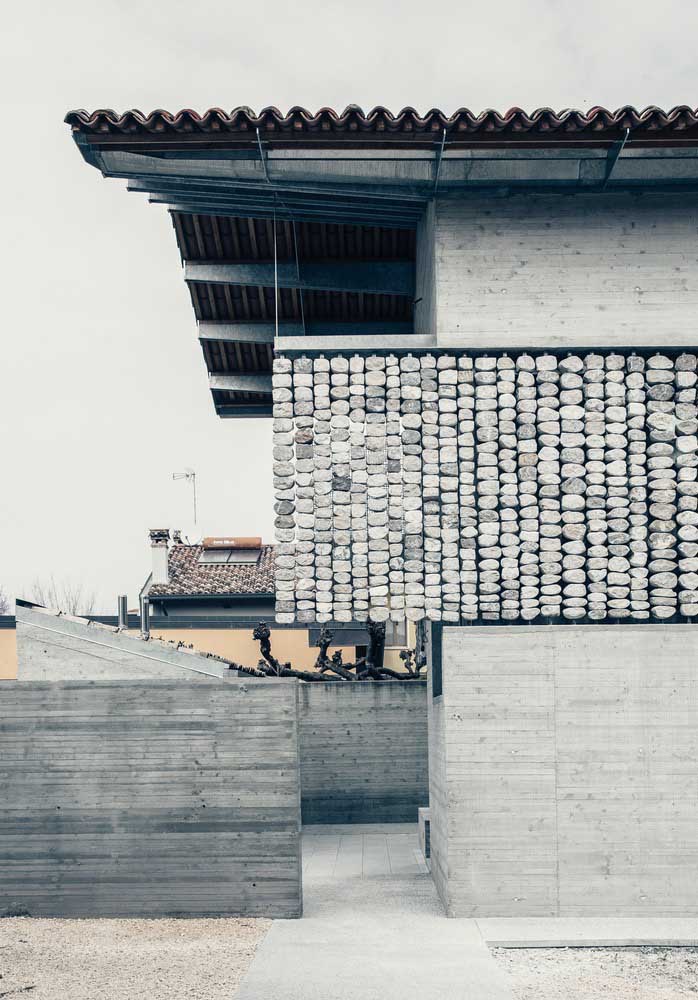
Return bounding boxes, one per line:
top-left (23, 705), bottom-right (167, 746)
top-left (148, 543), bottom-right (274, 597)
top-left (65, 105), bottom-right (698, 147)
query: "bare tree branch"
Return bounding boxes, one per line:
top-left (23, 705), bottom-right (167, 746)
top-left (238, 621), bottom-right (424, 682)
top-left (0, 588), bottom-right (10, 615)
top-left (31, 576), bottom-right (97, 616)
top-left (235, 660), bottom-right (334, 682)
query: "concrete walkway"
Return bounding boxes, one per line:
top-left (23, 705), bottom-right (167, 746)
top-left (236, 824), bottom-right (512, 1000)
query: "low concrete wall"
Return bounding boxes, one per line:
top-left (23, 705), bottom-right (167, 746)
top-left (0, 678), bottom-right (301, 918)
top-left (429, 624), bottom-right (698, 917)
top-left (299, 682), bottom-right (428, 824)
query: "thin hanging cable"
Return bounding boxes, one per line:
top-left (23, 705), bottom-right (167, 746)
top-left (292, 220), bottom-right (306, 336)
top-left (255, 128), bottom-right (271, 183)
top-left (273, 202), bottom-right (279, 346)
top-left (256, 128), bottom-right (301, 343)
top-left (432, 128), bottom-right (448, 199)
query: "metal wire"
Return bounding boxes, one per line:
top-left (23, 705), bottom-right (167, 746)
top-left (292, 220), bottom-right (306, 336)
top-left (255, 128), bottom-right (271, 183)
top-left (432, 129), bottom-right (448, 199)
top-left (273, 203), bottom-right (279, 346)
top-left (256, 128), bottom-right (304, 343)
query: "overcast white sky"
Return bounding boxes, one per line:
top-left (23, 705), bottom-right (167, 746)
top-left (1, 0), bottom-right (696, 610)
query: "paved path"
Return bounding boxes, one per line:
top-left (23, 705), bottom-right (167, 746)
top-left (236, 824), bottom-right (512, 1000)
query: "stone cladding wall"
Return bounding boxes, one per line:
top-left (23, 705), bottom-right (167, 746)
top-left (272, 352), bottom-right (698, 625)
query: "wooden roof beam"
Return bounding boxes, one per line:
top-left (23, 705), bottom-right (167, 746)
top-left (186, 261), bottom-right (414, 297)
top-left (209, 373), bottom-right (273, 394)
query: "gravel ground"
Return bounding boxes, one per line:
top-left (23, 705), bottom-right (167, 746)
top-left (0, 917), bottom-right (271, 999)
top-left (492, 946), bottom-right (698, 1000)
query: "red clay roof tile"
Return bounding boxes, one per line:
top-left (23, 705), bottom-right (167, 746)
top-left (65, 105), bottom-right (698, 146)
top-left (148, 543), bottom-right (274, 597)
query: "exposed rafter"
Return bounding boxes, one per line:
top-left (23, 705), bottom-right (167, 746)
top-left (209, 373), bottom-right (273, 393)
top-left (215, 403), bottom-right (273, 418)
top-left (186, 261), bottom-right (415, 297)
top-left (145, 193), bottom-right (420, 228)
top-left (198, 323), bottom-right (276, 343)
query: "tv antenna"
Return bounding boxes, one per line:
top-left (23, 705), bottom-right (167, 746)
top-left (172, 468), bottom-right (197, 525)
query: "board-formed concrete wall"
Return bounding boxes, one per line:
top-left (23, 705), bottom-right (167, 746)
top-left (430, 623), bottom-right (698, 917)
top-left (0, 678), bottom-right (301, 918)
top-left (299, 681), bottom-right (428, 823)
top-left (431, 194), bottom-right (698, 350)
top-left (13, 606), bottom-right (428, 826)
top-left (273, 350), bottom-right (698, 625)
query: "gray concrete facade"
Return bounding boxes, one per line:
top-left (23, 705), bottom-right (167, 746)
top-left (418, 194), bottom-right (698, 349)
top-left (428, 623), bottom-right (698, 917)
top-left (0, 678), bottom-right (302, 918)
top-left (299, 681), bottom-right (428, 824)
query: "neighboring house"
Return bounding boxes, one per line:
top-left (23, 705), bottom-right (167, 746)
top-left (141, 531), bottom-right (277, 620)
top-left (136, 529), bottom-right (408, 669)
top-left (0, 532), bottom-right (410, 679)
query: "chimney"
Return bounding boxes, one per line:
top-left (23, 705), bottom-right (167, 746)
top-left (149, 528), bottom-right (170, 585)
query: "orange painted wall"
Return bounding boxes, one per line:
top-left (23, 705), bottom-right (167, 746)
top-left (134, 627), bottom-right (358, 671)
top-left (142, 627), bottom-right (412, 672)
top-left (147, 624), bottom-right (410, 670)
top-left (0, 630), bottom-right (18, 679)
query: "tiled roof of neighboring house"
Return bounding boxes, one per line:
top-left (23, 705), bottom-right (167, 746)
top-left (148, 544), bottom-right (275, 597)
top-left (65, 105), bottom-right (698, 147)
